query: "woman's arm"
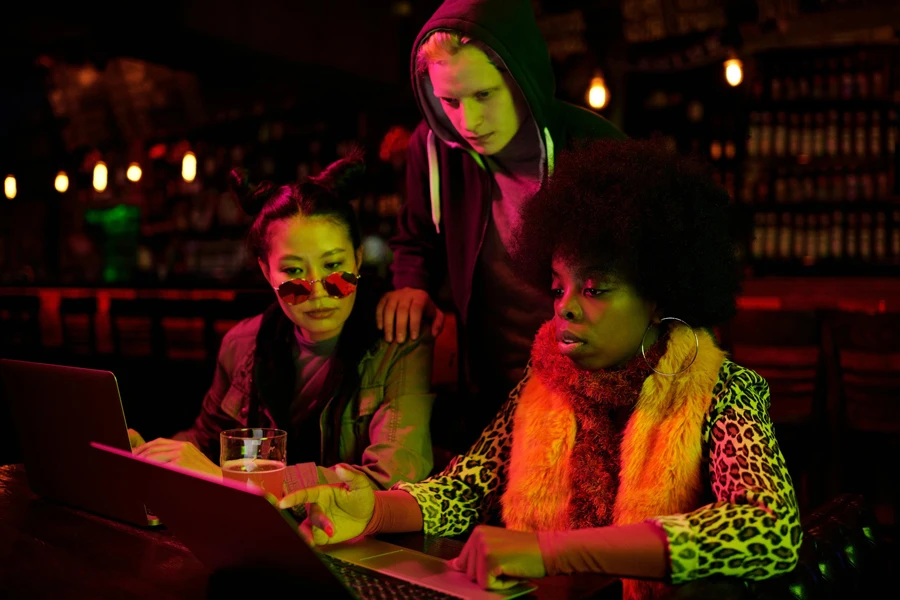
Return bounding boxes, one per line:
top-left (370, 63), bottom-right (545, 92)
top-left (537, 370), bottom-right (801, 584)
top-left (652, 373), bottom-right (801, 583)
top-left (392, 376), bottom-right (521, 537)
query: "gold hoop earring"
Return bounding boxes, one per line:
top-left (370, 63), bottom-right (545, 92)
top-left (640, 317), bottom-right (699, 377)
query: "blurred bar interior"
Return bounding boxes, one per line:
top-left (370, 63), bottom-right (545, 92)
top-left (2, 0), bottom-right (899, 536)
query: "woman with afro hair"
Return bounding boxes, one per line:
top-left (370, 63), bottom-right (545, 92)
top-left (281, 139), bottom-right (801, 600)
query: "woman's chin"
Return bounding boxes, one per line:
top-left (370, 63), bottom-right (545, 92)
top-left (295, 315), bottom-right (345, 341)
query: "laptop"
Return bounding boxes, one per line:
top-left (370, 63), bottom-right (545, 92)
top-left (0, 359), bottom-right (160, 527)
top-left (90, 441), bottom-right (537, 600)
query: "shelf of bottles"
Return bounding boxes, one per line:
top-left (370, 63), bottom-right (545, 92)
top-left (57, 109), bottom-right (407, 287)
top-left (740, 46), bottom-right (900, 276)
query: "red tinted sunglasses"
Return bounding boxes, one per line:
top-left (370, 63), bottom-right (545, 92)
top-left (274, 272), bottom-right (360, 305)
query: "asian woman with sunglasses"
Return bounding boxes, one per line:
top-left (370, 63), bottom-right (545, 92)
top-left (129, 150), bottom-right (436, 490)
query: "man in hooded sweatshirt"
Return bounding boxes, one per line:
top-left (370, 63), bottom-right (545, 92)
top-left (377, 0), bottom-right (626, 445)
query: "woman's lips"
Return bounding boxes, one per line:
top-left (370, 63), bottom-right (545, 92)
top-left (557, 330), bottom-right (587, 355)
top-left (304, 308), bottom-right (337, 320)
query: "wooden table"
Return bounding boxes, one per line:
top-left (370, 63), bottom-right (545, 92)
top-left (0, 465), bottom-right (620, 599)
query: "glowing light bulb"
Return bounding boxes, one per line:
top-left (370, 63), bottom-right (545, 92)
top-left (182, 151), bottom-right (197, 182)
top-left (126, 162), bottom-right (142, 182)
top-left (587, 73), bottom-right (609, 110)
top-left (55, 171), bottom-right (69, 193)
top-left (725, 59), bottom-right (743, 87)
top-left (4, 175), bottom-right (16, 200)
top-left (93, 161), bottom-right (108, 192)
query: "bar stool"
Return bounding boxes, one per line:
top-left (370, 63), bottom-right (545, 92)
top-left (0, 295), bottom-right (42, 359)
top-left (826, 310), bottom-right (900, 531)
top-left (59, 297), bottom-right (98, 363)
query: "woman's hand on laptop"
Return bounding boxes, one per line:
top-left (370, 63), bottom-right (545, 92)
top-left (449, 525), bottom-right (545, 590)
top-left (127, 428), bottom-right (146, 450)
top-left (133, 438), bottom-right (222, 477)
top-left (278, 465), bottom-right (375, 547)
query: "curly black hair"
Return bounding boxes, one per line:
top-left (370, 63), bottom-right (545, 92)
top-left (512, 138), bottom-right (743, 328)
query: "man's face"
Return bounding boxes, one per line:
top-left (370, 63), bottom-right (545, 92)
top-left (428, 45), bottom-right (524, 155)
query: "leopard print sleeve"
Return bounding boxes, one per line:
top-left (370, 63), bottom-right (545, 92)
top-left (652, 361), bottom-right (802, 585)
top-left (393, 370), bottom-right (526, 536)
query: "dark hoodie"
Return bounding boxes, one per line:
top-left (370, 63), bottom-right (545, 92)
top-left (391, 0), bottom-right (625, 400)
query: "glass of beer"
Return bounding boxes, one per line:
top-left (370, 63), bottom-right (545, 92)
top-left (220, 428), bottom-right (287, 499)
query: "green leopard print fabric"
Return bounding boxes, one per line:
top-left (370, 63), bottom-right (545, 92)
top-left (395, 360), bottom-right (802, 584)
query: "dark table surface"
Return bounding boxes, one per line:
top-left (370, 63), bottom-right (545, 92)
top-left (0, 464), bottom-right (619, 599)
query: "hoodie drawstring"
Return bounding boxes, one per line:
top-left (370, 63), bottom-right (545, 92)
top-left (543, 127), bottom-right (554, 176)
top-left (426, 128), bottom-right (556, 233)
top-left (426, 130), bottom-right (441, 234)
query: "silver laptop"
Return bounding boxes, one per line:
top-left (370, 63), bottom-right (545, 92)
top-left (90, 441), bottom-right (536, 600)
top-left (0, 359), bottom-right (160, 527)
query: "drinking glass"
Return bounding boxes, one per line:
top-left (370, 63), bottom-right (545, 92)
top-left (220, 428), bottom-right (287, 499)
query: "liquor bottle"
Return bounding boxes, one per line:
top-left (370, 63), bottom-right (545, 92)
top-left (861, 172), bottom-right (874, 202)
top-left (755, 173), bottom-right (769, 203)
top-left (751, 77), bottom-right (764, 102)
top-left (798, 59), bottom-right (811, 98)
top-left (724, 171), bottom-right (736, 198)
top-left (784, 63), bottom-right (798, 101)
top-left (831, 210), bottom-right (844, 260)
top-left (833, 167), bottom-right (846, 202)
top-left (710, 140), bottom-right (723, 161)
top-left (891, 210), bottom-right (900, 264)
top-left (860, 213), bottom-right (873, 262)
top-left (854, 112), bottom-right (867, 158)
top-left (801, 112), bottom-right (813, 158)
top-left (812, 58), bottom-right (825, 99)
top-left (793, 214), bottom-right (806, 259)
top-left (805, 212), bottom-right (818, 262)
top-left (840, 112), bottom-right (853, 157)
top-left (779, 212), bottom-right (793, 260)
top-left (887, 110), bottom-right (897, 156)
top-left (826, 110), bottom-right (839, 157)
top-left (789, 113), bottom-right (801, 157)
top-left (774, 170), bottom-right (788, 203)
top-left (816, 172), bottom-right (830, 202)
top-left (760, 112), bottom-right (774, 157)
top-left (846, 212), bottom-right (858, 261)
top-left (788, 173), bottom-right (802, 203)
top-left (765, 212), bottom-right (778, 259)
top-left (877, 171), bottom-right (890, 199)
top-left (741, 173), bottom-right (754, 204)
top-left (846, 171), bottom-right (858, 202)
top-left (841, 55), bottom-right (854, 100)
top-left (813, 112), bottom-right (826, 157)
top-left (771, 63), bottom-right (783, 101)
top-left (870, 111), bottom-right (882, 158)
top-left (774, 112), bottom-right (787, 157)
top-left (826, 57), bottom-right (840, 99)
top-left (797, 60), bottom-right (810, 99)
top-left (803, 175), bottom-right (815, 202)
top-left (875, 212), bottom-right (887, 262)
top-left (725, 140), bottom-right (736, 161)
top-left (751, 212), bottom-right (766, 259)
top-left (818, 213), bottom-right (831, 260)
top-left (855, 52), bottom-right (870, 99)
top-left (872, 56), bottom-right (886, 99)
top-left (747, 112), bottom-right (760, 157)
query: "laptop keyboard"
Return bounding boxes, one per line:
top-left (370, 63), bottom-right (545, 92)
top-left (320, 553), bottom-right (464, 600)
